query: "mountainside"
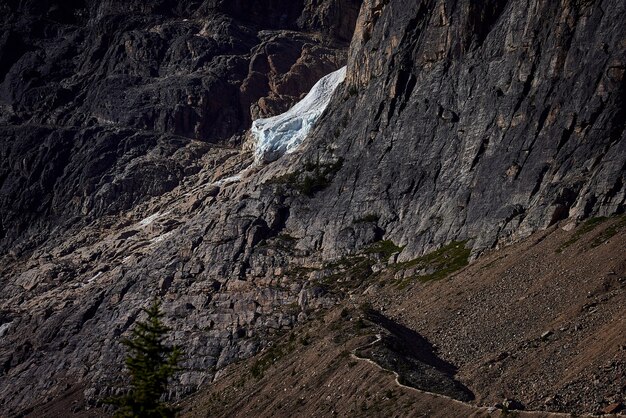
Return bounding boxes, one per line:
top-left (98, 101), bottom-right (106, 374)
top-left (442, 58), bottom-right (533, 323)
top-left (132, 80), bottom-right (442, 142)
top-left (283, 0), bottom-right (626, 260)
top-left (0, 0), bottom-right (624, 416)
top-left (176, 218), bottom-right (624, 417)
top-left (0, 0), bottom-right (360, 254)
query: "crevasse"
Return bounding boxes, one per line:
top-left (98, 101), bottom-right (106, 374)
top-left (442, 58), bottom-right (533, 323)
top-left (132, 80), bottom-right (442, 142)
top-left (251, 66), bottom-right (347, 163)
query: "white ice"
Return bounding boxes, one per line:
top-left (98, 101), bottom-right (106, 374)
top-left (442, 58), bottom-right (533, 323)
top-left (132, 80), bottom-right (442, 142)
top-left (212, 174), bottom-right (242, 187)
top-left (137, 211), bottom-right (170, 228)
top-left (0, 321), bottom-right (13, 338)
top-left (251, 66), bottom-right (347, 163)
top-left (87, 271), bottom-right (103, 283)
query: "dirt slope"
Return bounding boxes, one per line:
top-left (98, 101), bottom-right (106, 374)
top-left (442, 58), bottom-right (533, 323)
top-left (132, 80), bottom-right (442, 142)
top-left (179, 217), bottom-right (625, 417)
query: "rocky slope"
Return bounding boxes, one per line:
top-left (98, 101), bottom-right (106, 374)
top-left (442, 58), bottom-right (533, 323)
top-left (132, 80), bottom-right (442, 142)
top-left (0, 0), bottom-right (359, 255)
top-left (177, 217), bottom-right (625, 417)
top-left (0, 0), bottom-right (625, 416)
top-left (0, 0), bottom-right (361, 414)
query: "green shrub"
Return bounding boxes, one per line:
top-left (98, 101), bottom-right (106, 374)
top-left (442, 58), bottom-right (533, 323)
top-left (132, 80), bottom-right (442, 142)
top-left (266, 158), bottom-right (344, 197)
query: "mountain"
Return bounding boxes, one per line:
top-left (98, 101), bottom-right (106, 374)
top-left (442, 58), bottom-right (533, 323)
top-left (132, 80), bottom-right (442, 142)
top-left (178, 219), bottom-right (625, 417)
top-left (0, 0), bottom-right (624, 416)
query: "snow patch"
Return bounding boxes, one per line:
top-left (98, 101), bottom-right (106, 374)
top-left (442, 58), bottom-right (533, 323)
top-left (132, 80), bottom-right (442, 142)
top-left (87, 271), bottom-right (103, 283)
top-left (138, 211), bottom-right (169, 228)
top-left (251, 66), bottom-right (347, 163)
top-left (213, 174), bottom-right (242, 187)
top-left (0, 321), bottom-right (13, 338)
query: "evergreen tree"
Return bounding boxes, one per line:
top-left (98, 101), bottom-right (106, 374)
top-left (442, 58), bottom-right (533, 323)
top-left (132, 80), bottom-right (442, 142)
top-left (108, 299), bottom-right (181, 418)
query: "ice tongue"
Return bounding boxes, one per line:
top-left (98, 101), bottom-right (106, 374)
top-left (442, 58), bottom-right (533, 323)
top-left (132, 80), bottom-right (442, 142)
top-left (251, 66), bottom-right (347, 163)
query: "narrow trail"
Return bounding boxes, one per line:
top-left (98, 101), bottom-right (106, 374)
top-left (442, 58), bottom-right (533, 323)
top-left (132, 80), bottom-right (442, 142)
top-left (350, 333), bottom-right (577, 417)
top-left (350, 333), bottom-right (473, 406)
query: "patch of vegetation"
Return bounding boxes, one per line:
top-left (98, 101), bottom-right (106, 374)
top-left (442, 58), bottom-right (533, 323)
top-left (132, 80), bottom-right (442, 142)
top-left (265, 171), bottom-right (299, 187)
top-left (266, 233), bottom-right (299, 252)
top-left (353, 213), bottom-right (380, 224)
top-left (266, 158), bottom-right (344, 197)
top-left (283, 265), bottom-right (316, 279)
top-left (320, 255), bottom-right (377, 295)
top-left (394, 241), bottom-right (470, 288)
top-left (363, 240), bottom-right (404, 259)
top-left (298, 158), bottom-right (344, 196)
top-left (323, 255), bottom-right (357, 270)
top-left (105, 300), bottom-right (181, 418)
top-left (557, 216), bottom-right (607, 252)
top-left (590, 214), bottom-right (626, 247)
top-left (276, 233), bottom-right (296, 242)
top-left (250, 337), bottom-right (297, 379)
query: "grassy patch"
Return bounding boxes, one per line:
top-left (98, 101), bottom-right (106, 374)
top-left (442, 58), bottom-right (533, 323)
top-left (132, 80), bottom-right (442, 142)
top-left (363, 240), bottom-right (404, 259)
top-left (590, 214), bottom-right (626, 247)
top-left (317, 240), bottom-right (403, 295)
top-left (283, 265), bottom-right (316, 279)
top-left (394, 241), bottom-right (470, 288)
top-left (557, 216), bottom-right (607, 252)
top-left (267, 158), bottom-right (344, 197)
top-left (320, 255), bottom-right (376, 295)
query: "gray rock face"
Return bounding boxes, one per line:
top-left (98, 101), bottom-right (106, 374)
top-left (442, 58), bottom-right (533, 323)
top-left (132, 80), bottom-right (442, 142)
top-left (0, 0), bottom-right (353, 254)
top-left (287, 0), bottom-right (626, 260)
top-left (0, 0), bottom-right (624, 415)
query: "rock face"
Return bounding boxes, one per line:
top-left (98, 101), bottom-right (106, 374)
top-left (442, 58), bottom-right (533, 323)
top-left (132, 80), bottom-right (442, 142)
top-left (0, 0), bottom-right (624, 416)
top-left (0, 0), bottom-right (360, 414)
top-left (0, 0), bottom-right (354, 255)
top-left (285, 0), bottom-right (626, 260)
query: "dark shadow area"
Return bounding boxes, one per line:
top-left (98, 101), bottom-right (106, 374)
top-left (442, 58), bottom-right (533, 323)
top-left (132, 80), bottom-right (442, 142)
top-left (356, 309), bottom-right (475, 402)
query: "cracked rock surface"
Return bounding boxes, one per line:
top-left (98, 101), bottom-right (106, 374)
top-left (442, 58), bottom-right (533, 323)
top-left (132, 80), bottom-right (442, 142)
top-left (0, 0), bottom-right (624, 416)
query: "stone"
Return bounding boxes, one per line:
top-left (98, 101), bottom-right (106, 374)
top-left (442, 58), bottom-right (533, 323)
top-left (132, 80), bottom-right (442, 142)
top-left (541, 330), bottom-right (553, 340)
top-left (502, 398), bottom-right (525, 411)
top-left (603, 402), bottom-right (623, 414)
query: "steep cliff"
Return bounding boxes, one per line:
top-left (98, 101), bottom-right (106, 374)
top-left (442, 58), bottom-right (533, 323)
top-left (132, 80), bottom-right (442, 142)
top-left (283, 0), bottom-right (626, 260)
top-left (0, 0), bottom-right (624, 416)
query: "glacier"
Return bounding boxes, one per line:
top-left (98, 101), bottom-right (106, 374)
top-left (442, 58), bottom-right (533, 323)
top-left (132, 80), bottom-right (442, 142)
top-left (251, 66), bottom-right (347, 163)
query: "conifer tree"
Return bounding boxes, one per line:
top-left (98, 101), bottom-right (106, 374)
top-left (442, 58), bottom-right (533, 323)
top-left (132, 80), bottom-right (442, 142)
top-left (108, 299), bottom-right (181, 418)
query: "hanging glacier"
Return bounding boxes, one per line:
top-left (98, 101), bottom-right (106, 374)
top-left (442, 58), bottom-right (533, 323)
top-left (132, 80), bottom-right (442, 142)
top-left (251, 66), bottom-right (347, 163)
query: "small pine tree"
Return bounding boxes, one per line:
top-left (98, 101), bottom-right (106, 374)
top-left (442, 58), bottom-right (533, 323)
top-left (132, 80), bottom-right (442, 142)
top-left (108, 299), bottom-right (181, 418)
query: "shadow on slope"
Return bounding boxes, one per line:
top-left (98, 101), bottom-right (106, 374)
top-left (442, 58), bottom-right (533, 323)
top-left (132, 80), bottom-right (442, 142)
top-left (356, 309), bottom-right (474, 402)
